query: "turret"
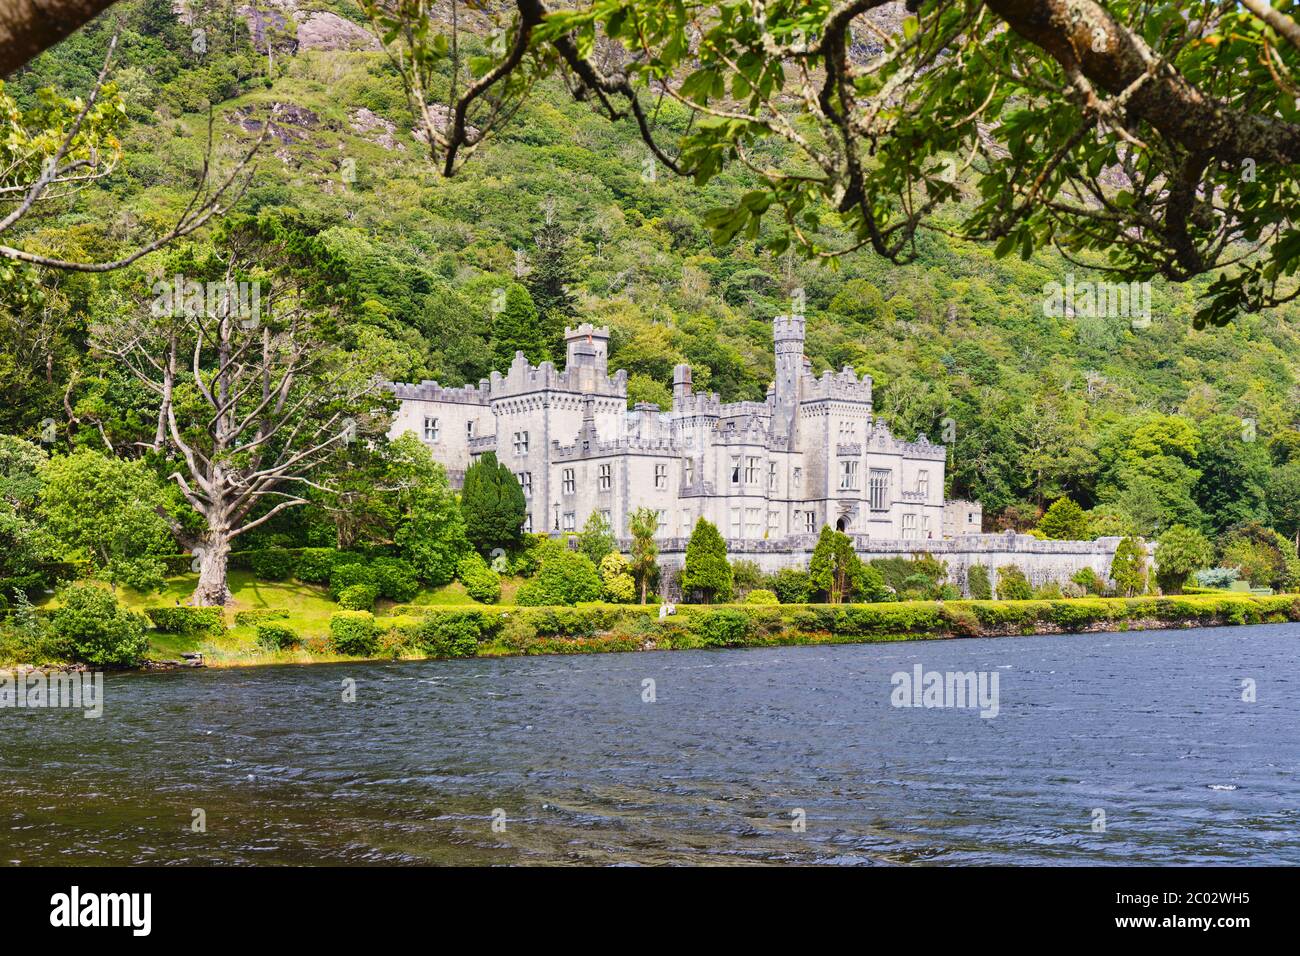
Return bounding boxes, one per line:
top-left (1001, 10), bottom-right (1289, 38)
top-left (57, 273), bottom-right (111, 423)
top-left (673, 363), bottom-right (693, 404)
top-left (772, 312), bottom-right (805, 443)
top-left (564, 324), bottom-right (610, 370)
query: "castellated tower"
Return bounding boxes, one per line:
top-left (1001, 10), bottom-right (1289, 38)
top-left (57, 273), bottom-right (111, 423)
top-left (772, 312), bottom-right (805, 445)
top-left (564, 323), bottom-right (610, 371)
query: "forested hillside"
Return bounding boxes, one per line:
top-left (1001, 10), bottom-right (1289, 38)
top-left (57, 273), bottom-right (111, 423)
top-left (4, 0), bottom-right (1300, 547)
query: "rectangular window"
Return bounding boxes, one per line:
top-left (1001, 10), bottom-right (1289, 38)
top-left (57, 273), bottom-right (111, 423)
top-left (745, 508), bottom-right (761, 538)
top-left (839, 459), bottom-right (860, 491)
top-left (729, 508), bottom-right (741, 538)
top-left (598, 463), bottom-right (611, 491)
top-left (681, 509), bottom-right (691, 535)
top-left (768, 461), bottom-right (778, 492)
top-left (516, 471), bottom-right (532, 496)
top-left (730, 456), bottom-right (741, 485)
top-left (968, 512), bottom-right (976, 524)
top-left (562, 511), bottom-right (576, 532)
top-left (513, 431), bottom-right (529, 455)
top-left (917, 469), bottom-right (930, 497)
top-left (523, 513), bottom-right (532, 534)
top-left (745, 456), bottom-right (759, 484)
top-left (467, 420), bottom-right (475, 438)
top-left (903, 514), bottom-right (918, 539)
top-left (869, 469), bottom-right (890, 511)
top-left (600, 509), bottom-right (612, 526)
top-left (562, 468), bottom-right (575, 495)
top-left (656, 509), bottom-right (667, 534)
top-left (423, 417), bottom-right (439, 442)
top-left (804, 511), bottom-right (816, 533)
top-left (684, 458), bottom-right (695, 486)
top-left (654, 463), bottom-right (668, 489)
top-left (922, 515), bottom-right (932, 539)
top-left (768, 509), bottom-right (780, 533)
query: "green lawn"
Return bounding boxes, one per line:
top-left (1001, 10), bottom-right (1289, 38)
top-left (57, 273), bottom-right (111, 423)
top-left (36, 570), bottom-right (513, 665)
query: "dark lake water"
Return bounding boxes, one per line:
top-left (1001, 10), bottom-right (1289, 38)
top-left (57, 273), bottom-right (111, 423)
top-left (3, 625), bottom-right (1298, 865)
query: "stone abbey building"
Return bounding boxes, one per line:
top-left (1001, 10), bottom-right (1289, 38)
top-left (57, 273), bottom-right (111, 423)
top-left (390, 314), bottom-right (954, 545)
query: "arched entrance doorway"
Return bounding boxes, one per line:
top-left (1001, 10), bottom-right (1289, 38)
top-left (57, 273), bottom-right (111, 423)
top-left (835, 517), bottom-right (847, 532)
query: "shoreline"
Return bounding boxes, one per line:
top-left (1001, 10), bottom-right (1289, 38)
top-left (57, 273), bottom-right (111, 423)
top-left (119, 592), bottom-right (1300, 672)
top-left (8, 592), bottom-right (1295, 675)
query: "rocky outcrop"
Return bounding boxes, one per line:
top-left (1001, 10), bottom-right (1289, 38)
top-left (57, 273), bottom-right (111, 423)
top-left (349, 107), bottom-right (404, 151)
top-left (298, 12), bottom-right (380, 52)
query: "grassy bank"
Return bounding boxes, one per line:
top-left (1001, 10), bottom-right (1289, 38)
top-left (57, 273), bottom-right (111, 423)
top-left (33, 575), bottom-right (1296, 669)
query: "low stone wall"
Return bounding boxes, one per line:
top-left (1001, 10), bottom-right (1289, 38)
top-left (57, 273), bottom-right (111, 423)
top-left (643, 532), bottom-right (1132, 599)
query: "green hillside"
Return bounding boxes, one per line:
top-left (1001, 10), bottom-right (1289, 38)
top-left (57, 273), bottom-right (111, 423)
top-left (4, 0), bottom-right (1300, 540)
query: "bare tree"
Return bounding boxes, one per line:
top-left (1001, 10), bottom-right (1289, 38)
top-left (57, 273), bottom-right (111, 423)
top-left (91, 238), bottom-right (386, 605)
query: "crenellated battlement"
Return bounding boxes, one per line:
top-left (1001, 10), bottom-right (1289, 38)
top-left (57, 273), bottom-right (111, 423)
top-left (551, 435), bottom-right (677, 461)
top-left (489, 350), bottom-right (627, 399)
top-left (672, 389), bottom-right (723, 419)
top-left (802, 365), bottom-right (873, 404)
top-left (773, 312), bottom-right (806, 344)
top-left (390, 379), bottom-right (490, 405)
top-left (864, 420), bottom-right (947, 460)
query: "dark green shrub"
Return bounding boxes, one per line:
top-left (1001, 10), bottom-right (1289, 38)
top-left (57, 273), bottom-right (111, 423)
top-left (145, 605), bottom-right (227, 635)
top-left (49, 584), bottom-right (150, 667)
top-left (1070, 566), bottom-right (1106, 595)
top-left (770, 567), bottom-right (811, 604)
top-left (329, 611), bottom-right (380, 655)
top-left (457, 552), bottom-right (502, 603)
top-left (899, 573), bottom-right (935, 599)
top-left (689, 609), bottom-right (752, 647)
top-left (250, 548), bottom-right (297, 582)
top-left (338, 583), bottom-right (379, 611)
top-left (256, 622), bottom-right (299, 650)
top-left (967, 565), bottom-right (993, 600)
top-left (295, 548), bottom-right (338, 584)
top-left (108, 556), bottom-right (167, 594)
top-left (370, 557), bottom-right (421, 602)
top-left (870, 555), bottom-right (946, 594)
top-left (415, 610), bottom-right (496, 657)
top-left (516, 549), bottom-right (602, 605)
top-left (854, 563), bottom-right (892, 602)
top-left (995, 565), bottom-right (1034, 601)
top-left (329, 562), bottom-right (376, 599)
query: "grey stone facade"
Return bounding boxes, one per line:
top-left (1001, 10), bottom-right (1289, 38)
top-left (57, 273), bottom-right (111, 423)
top-left (390, 314), bottom-right (950, 543)
top-left (389, 315), bottom-right (1132, 596)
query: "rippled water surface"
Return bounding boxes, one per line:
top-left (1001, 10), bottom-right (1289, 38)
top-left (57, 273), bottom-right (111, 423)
top-left (3, 625), bottom-right (1299, 865)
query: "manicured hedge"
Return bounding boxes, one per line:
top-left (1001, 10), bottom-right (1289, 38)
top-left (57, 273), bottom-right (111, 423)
top-left (144, 606), bottom-right (227, 635)
top-left (256, 622), bottom-right (299, 650)
top-left (233, 608), bottom-right (290, 627)
top-left (293, 594), bottom-right (1300, 661)
top-left (329, 611), bottom-right (380, 655)
top-left (373, 594), bottom-right (1300, 656)
top-left (248, 548), bottom-right (298, 582)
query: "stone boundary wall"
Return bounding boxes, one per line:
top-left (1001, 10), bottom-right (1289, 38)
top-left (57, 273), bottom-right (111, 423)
top-left (634, 532), bottom-right (1133, 599)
